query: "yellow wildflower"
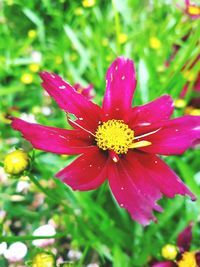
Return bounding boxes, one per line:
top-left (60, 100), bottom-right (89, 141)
top-left (4, 150), bottom-right (29, 175)
top-left (28, 29), bottom-right (37, 39)
top-left (119, 33), bottom-right (128, 44)
top-left (29, 63), bottom-right (40, 73)
top-left (21, 73), bottom-right (33, 84)
top-left (150, 37), bottom-right (161, 49)
top-left (174, 99), bottom-right (186, 109)
top-left (82, 0), bottom-right (95, 8)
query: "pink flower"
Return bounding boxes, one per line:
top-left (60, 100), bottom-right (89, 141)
top-left (151, 223), bottom-right (200, 267)
top-left (183, 0), bottom-right (200, 19)
top-left (73, 83), bottom-right (95, 100)
top-left (11, 57), bottom-right (200, 225)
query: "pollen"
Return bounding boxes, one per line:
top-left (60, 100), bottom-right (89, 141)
top-left (95, 120), bottom-right (134, 154)
top-left (177, 252), bottom-right (197, 267)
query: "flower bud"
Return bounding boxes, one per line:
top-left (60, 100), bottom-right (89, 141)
top-left (4, 150), bottom-right (29, 175)
top-left (32, 252), bottom-right (56, 267)
top-left (161, 244), bottom-right (178, 260)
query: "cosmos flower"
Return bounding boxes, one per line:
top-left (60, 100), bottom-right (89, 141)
top-left (183, 0), bottom-right (200, 19)
top-left (150, 223), bottom-right (200, 267)
top-left (73, 83), bottom-right (95, 100)
top-left (11, 57), bottom-right (200, 225)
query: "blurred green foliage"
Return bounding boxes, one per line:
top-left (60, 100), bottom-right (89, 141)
top-left (0, 0), bottom-right (200, 266)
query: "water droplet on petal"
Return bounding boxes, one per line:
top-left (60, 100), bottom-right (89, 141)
top-left (59, 85), bottom-right (66, 89)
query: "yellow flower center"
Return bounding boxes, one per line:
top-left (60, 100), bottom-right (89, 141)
top-left (178, 252), bottom-right (197, 267)
top-left (188, 6), bottom-right (200, 16)
top-left (95, 120), bottom-right (134, 154)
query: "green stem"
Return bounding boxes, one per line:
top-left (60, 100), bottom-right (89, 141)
top-left (111, 0), bottom-right (121, 55)
top-left (0, 232), bottom-right (68, 243)
top-left (28, 174), bottom-right (69, 212)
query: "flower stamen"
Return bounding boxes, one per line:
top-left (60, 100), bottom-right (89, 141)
top-left (95, 120), bottom-right (134, 154)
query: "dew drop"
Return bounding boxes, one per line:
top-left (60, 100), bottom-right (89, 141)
top-left (121, 187), bottom-right (124, 190)
top-left (79, 118), bottom-right (83, 120)
top-left (59, 85), bottom-right (66, 89)
top-left (111, 73), bottom-right (113, 82)
top-left (121, 75), bottom-right (125, 80)
top-left (89, 164), bottom-right (92, 167)
top-left (120, 203), bottom-right (124, 207)
top-left (115, 65), bottom-right (118, 71)
top-left (155, 160), bottom-right (158, 164)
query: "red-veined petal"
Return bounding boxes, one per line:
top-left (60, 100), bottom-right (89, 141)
top-left (11, 118), bottom-right (94, 155)
top-left (138, 116), bottom-right (200, 155)
top-left (102, 57), bottom-right (136, 121)
top-left (135, 152), bottom-right (196, 201)
top-left (40, 72), bottom-right (101, 133)
top-left (108, 157), bottom-right (159, 225)
top-left (129, 95), bottom-right (174, 134)
top-left (56, 147), bottom-right (108, 191)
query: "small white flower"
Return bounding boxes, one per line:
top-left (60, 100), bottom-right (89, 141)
top-left (0, 242), bottom-right (7, 255)
top-left (31, 51), bottom-right (42, 63)
top-left (67, 249), bottom-right (82, 261)
top-left (16, 180), bottom-right (30, 193)
top-left (87, 264), bottom-right (100, 267)
top-left (4, 242), bottom-right (27, 262)
top-left (20, 113), bottom-right (37, 123)
top-left (41, 106), bottom-right (52, 116)
top-left (32, 224), bottom-right (56, 247)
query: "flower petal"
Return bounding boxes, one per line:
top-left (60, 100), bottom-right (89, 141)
top-left (195, 251), bottom-right (200, 266)
top-left (11, 118), bottom-right (94, 155)
top-left (129, 95), bottom-right (174, 133)
top-left (40, 72), bottom-right (101, 133)
top-left (138, 116), bottom-right (200, 155)
top-left (56, 147), bottom-right (108, 191)
top-left (177, 223), bottom-right (193, 253)
top-left (102, 57), bottom-right (136, 120)
top-left (151, 262), bottom-right (176, 267)
top-left (108, 154), bottom-right (162, 225)
top-left (135, 152), bottom-right (196, 200)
